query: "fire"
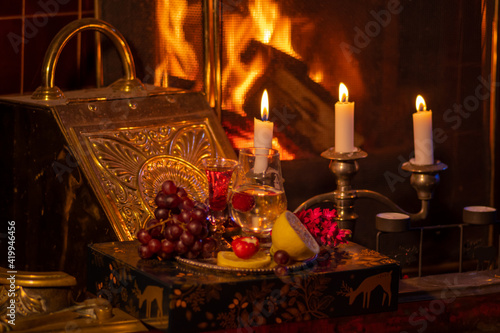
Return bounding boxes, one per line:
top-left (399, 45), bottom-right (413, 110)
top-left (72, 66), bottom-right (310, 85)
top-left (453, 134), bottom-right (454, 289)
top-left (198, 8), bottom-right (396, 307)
top-left (416, 95), bottom-right (426, 111)
top-left (261, 90), bottom-right (269, 121)
top-left (155, 0), bottom-right (199, 87)
top-left (222, 0), bottom-right (298, 160)
top-left (339, 83), bottom-right (349, 102)
top-left (222, 0), bottom-right (299, 114)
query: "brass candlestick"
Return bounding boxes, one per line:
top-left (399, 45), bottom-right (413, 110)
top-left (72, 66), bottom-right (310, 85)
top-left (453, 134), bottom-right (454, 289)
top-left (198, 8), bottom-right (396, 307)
top-left (294, 147), bottom-right (448, 233)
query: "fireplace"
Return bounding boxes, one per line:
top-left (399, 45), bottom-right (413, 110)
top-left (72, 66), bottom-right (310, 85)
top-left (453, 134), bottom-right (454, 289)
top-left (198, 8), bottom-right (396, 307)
top-left (96, 0), bottom-right (499, 276)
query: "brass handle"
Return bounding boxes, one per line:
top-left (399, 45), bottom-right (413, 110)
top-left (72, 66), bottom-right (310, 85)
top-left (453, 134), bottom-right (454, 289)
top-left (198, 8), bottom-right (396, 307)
top-left (32, 18), bottom-right (144, 100)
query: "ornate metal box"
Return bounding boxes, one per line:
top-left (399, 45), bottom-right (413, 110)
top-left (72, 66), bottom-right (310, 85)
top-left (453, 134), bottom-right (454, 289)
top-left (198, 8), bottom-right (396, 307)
top-left (0, 19), bottom-right (235, 288)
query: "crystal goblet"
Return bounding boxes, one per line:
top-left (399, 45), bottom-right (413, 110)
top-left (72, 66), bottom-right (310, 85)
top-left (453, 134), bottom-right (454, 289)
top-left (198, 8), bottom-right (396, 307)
top-left (202, 157), bottom-right (238, 249)
top-left (228, 148), bottom-right (287, 247)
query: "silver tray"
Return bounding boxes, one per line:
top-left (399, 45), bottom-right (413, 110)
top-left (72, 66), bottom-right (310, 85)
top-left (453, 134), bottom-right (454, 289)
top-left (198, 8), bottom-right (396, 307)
top-left (175, 253), bottom-right (317, 275)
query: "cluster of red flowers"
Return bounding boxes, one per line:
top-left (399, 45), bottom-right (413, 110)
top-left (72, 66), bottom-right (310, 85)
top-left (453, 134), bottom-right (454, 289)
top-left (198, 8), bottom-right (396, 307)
top-left (295, 208), bottom-right (351, 247)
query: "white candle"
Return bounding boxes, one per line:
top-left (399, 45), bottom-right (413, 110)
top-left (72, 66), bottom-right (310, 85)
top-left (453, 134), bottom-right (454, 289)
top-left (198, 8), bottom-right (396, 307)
top-left (335, 83), bottom-right (355, 153)
top-left (412, 95), bottom-right (434, 165)
top-left (254, 90), bottom-right (273, 173)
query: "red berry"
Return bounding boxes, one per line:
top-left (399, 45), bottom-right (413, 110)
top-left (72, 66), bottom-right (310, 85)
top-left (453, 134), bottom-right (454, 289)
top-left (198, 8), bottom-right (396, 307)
top-left (231, 192), bottom-right (255, 212)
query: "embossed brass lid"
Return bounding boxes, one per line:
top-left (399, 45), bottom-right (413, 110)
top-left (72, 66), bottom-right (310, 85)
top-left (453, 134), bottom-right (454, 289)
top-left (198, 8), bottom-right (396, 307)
top-left (0, 19), bottom-right (236, 243)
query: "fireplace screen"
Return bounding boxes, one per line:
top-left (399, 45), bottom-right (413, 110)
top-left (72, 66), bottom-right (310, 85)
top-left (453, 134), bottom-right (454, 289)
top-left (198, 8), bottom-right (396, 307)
top-left (98, 0), bottom-right (498, 275)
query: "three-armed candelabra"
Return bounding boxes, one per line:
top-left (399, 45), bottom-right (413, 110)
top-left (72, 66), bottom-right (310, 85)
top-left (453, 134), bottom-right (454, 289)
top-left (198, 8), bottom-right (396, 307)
top-left (294, 147), bottom-right (448, 232)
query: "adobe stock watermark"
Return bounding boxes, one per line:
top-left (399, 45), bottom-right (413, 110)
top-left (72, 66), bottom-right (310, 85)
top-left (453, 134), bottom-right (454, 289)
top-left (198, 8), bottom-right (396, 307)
top-left (400, 276), bottom-right (461, 333)
top-left (384, 74), bottom-right (500, 192)
top-left (8, 0), bottom-right (72, 54)
top-left (269, 105), bottom-right (297, 134)
top-left (340, 0), bottom-right (403, 63)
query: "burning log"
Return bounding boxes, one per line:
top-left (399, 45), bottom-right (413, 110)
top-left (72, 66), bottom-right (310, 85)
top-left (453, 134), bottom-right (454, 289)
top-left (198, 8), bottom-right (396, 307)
top-left (242, 40), bottom-right (338, 154)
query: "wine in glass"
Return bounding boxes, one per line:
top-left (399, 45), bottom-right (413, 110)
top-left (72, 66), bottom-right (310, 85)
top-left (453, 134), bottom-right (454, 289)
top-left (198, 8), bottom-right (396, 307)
top-left (202, 157), bottom-right (238, 248)
top-left (229, 148), bottom-right (287, 246)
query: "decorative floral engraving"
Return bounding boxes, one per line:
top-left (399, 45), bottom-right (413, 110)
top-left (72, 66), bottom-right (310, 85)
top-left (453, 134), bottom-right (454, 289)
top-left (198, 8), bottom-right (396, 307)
top-left (169, 125), bottom-right (214, 168)
top-left (138, 156), bottom-right (208, 215)
top-left (89, 136), bottom-right (147, 187)
top-left (84, 123), bottom-right (214, 240)
top-left (117, 126), bottom-right (175, 157)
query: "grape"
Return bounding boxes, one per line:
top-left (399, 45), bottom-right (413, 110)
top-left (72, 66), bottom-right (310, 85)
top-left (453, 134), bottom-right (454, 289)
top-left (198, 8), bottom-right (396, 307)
top-left (199, 225), bottom-right (209, 239)
top-left (273, 250), bottom-right (290, 265)
top-left (157, 251), bottom-right (173, 260)
top-left (164, 194), bottom-right (181, 210)
top-left (179, 197), bottom-right (195, 211)
top-left (275, 265), bottom-right (288, 276)
top-left (187, 220), bottom-right (203, 236)
top-left (177, 187), bottom-right (188, 198)
top-left (154, 207), bottom-right (169, 221)
top-left (191, 207), bottom-right (207, 222)
top-left (202, 237), bottom-right (217, 253)
top-left (165, 223), bottom-right (183, 241)
top-left (138, 244), bottom-right (154, 259)
top-left (180, 230), bottom-right (195, 247)
top-left (161, 239), bottom-right (175, 254)
top-left (148, 238), bottom-right (161, 254)
top-left (185, 251), bottom-right (200, 259)
top-left (191, 238), bottom-right (203, 252)
top-left (162, 180), bottom-right (177, 195)
top-left (155, 192), bottom-right (169, 208)
top-left (175, 240), bottom-right (189, 254)
top-left (138, 179), bottom-right (218, 261)
top-left (178, 210), bottom-right (192, 223)
top-left (137, 229), bottom-right (152, 245)
top-left (146, 219), bottom-right (163, 239)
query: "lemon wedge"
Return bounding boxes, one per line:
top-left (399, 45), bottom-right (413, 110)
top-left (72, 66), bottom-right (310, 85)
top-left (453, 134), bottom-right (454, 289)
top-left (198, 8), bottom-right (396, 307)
top-left (217, 250), bottom-right (271, 269)
top-left (271, 211), bottom-right (320, 261)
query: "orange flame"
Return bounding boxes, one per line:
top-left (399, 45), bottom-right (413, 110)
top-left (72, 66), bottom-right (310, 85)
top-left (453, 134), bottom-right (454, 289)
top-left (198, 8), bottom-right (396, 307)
top-left (416, 95), bottom-right (426, 111)
top-left (339, 83), bottom-right (349, 102)
top-left (261, 90), bottom-right (269, 121)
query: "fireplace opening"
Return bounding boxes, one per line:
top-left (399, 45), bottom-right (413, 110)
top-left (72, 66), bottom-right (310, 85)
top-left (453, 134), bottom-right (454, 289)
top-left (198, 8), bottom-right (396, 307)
top-left (98, 0), bottom-right (499, 277)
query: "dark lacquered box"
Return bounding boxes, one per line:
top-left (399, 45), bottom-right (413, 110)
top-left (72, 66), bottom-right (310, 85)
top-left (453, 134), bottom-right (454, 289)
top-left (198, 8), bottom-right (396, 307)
top-left (87, 241), bottom-right (399, 332)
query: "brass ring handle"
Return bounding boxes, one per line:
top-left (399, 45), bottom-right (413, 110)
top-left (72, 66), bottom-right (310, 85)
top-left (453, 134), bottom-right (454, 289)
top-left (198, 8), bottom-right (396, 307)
top-left (32, 18), bottom-right (144, 100)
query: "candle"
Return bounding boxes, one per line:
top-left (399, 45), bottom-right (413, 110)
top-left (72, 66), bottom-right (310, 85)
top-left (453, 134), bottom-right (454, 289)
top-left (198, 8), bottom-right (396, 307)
top-left (254, 90), bottom-right (273, 173)
top-left (254, 90), bottom-right (273, 148)
top-left (412, 95), bottom-right (434, 165)
top-left (335, 83), bottom-right (355, 152)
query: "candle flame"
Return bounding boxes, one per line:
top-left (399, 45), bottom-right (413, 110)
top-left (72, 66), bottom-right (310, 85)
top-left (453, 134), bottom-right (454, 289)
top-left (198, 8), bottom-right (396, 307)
top-left (261, 89), bottom-right (269, 121)
top-left (416, 95), bottom-right (426, 111)
top-left (339, 83), bottom-right (349, 102)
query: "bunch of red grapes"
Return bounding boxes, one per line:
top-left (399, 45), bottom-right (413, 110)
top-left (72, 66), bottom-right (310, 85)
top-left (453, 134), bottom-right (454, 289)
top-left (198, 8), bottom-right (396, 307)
top-left (137, 180), bottom-right (217, 260)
